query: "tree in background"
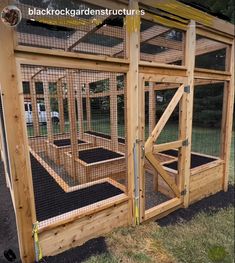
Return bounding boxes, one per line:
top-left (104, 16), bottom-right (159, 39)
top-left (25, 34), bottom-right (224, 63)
top-left (180, 0), bottom-right (234, 24)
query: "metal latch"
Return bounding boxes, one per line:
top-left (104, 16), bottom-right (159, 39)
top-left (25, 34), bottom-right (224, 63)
top-left (184, 85), bottom-right (190, 93)
top-left (136, 139), bottom-right (145, 159)
top-left (141, 145), bottom-right (145, 159)
top-left (182, 139), bottom-right (189, 147)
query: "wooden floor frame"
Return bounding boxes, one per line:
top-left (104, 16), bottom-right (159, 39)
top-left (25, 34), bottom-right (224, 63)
top-left (30, 147), bottom-right (126, 193)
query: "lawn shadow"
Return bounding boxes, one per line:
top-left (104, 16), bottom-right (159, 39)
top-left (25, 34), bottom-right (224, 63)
top-left (41, 237), bottom-right (109, 263)
top-left (157, 184), bottom-right (235, 227)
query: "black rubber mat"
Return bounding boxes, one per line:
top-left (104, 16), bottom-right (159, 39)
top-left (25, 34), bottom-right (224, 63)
top-left (54, 138), bottom-right (85, 147)
top-left (164, 153), bottom-right (218, 170)
top-left (31, 155), bottom-right (123, 222)
top-left (85, 130), bottom-right (126, 143)
top-left (78, 147), bottom-right (124, 164)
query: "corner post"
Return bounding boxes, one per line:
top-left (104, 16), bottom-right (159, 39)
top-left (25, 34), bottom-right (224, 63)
top-left (75, 75), bottom-right (84, 139)
top-left (57, 78), bottom-right (65, 134)
top-left (42, 75), bottom-right (53, 142)
top-left (85, 82), bottom-right (91, 131)
top-left (110, 74), bottom-right (118, 151)
top-left (0, 2), bottom-right (36, 262)
top-left (126, 0), bottom-right (141, 225)
top-left (29, 79), bottom-right (40, 136)
top-left (179, 20), bottom-right (196, 208)
top-left (220, 41), bottom-right (234, 191)
top-left (66, 70), bottom-right (78, 180)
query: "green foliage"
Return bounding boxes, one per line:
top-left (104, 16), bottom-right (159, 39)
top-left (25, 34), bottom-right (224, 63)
top-left (181, 0), bottom-right (235, 23)
top-left (208, 246), bottom-right (228, 262)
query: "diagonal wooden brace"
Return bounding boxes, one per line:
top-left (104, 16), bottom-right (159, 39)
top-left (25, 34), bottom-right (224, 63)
top-left (146, 152), bottom-right (180, 197)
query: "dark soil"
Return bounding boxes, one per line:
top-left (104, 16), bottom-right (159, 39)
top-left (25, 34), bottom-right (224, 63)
top-left (53, 139), bottom-right (85, 147)
top-left (164, 153), bottom-right (218, 170)
top-left (160, 149), bottom-right (179, 157)
top-left (0, 163), bottom-right (21, 263)
top-left (145, 172), bottom-right (170, 210)
top-left (78, 147), bottom-right (124, 164)
top-left (157, 184), bottom-right (235, 226)
top-left (85, 130), bottom-right (125, 144)
top-left (41, 237), bottom-right (109, 263)
top-left (31, 155), bottom-right (123, 222)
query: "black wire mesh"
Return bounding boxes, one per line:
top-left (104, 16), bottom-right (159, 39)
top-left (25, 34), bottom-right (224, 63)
top-left (16, 1), bottom-right (126, 58)
top-left (192, 82), bottom-right (225, 157)
top-left (195, 35), bottom-right (229, 71)
top-left (144, 82), bottom-right (180, 210)
top-left (140, 19), bottom-right (185, 65)
top-left (21, 64), bottom-right (127, 226)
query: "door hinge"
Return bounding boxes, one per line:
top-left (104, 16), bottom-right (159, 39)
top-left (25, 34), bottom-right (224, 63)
top-left (181, 189), bottom-right (187, 196)
top-left (182, 139), bottom-right (189, 146)
top-left (184, 85), bottom-right (190, 93)
top-left (141, 145), bottom-right (145, 159)
top-left (136, 139), bottom-right (145, 159)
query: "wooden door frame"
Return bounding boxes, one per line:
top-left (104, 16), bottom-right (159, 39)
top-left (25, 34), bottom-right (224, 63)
top-left (139, 74), bottom-right (189, 222)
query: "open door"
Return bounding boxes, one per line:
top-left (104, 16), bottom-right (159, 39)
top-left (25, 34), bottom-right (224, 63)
top-left (139, 76), bottom-right (189, 222)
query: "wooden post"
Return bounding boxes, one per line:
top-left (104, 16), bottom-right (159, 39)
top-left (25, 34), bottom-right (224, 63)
top-left (149, 82), bottom-right (156, 135)
top-left (0, 1), bottom-right (36, 261)
top-left (220, 41), bottom-right (234, 191)
top-left (110, 74), bottom-right (118, 151)
top-left (29, 79), bottom-right (40, 136)
top-left (42, 76), bottom-right (53, 142)
top-left (57, 79), bottom-right (65, 134)
top-left (178, 20), bottom-right (196, 207)
top-left (126, 0), bottom-right (141, 225)
top-left (75, 75), bottom-right (84, 138)
top-left (85, 83), bottom-right (91, 131)
top-left (149, 82), bottom-right (159, 193)
top-left (67, 70), bottom-right (78, 179)
top-left (138, 75), bottom-right (145, 222)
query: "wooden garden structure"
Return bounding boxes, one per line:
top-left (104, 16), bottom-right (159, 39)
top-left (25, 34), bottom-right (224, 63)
top-left (0, 0), bottom-right (234, 262)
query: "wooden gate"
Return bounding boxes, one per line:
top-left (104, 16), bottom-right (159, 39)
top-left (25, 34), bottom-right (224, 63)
top-left (138, 75), bottom-right (190, 222)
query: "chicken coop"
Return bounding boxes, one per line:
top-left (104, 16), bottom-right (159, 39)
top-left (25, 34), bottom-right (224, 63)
top-left (0, 0), bottom-right (234, 262)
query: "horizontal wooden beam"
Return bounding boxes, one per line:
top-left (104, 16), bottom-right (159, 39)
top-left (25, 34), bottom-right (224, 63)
top-left (143, 73), bottom-right (187, 84)
top-left (15, 49), bottom-right (129, 73)
top-left (153, 140), bottom-right (183, 153)
top-left (145, 197), bottom-right (181, 221)
top-left (143, 12), bottom-right (187, 31)
top-left (196, 27), bottom-right (234, 45)
top-left (139, 0), bottom-right (234, 36)
top-left (194, 68), bottom-right (231, 81)
top-left (82, 0), bottom-right (127, 10)
top-left (15, 45), bottom-right (129, 64)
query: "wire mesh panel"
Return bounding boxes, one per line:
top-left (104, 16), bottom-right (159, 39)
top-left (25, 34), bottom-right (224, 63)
top-left (0, 94), bottom-right (11, 187)
top-left (144, 82), bottom-right (180, 210)
top-left (192, 81), bottom-right (225, 157)
top-left (21, 65), bottom-right (127, 227)
top-left (16, 1), bottom-right (126, 58)
top-left (140, 19), bottom-right (185, 65)
top-left (195, 35), bottom-right (230, 71)
top-left (145, 84), bottom-right (179, 142)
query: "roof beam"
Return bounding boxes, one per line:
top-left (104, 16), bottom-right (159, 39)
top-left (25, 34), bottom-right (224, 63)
top-left (139, 0), bottom-right (234, 36)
